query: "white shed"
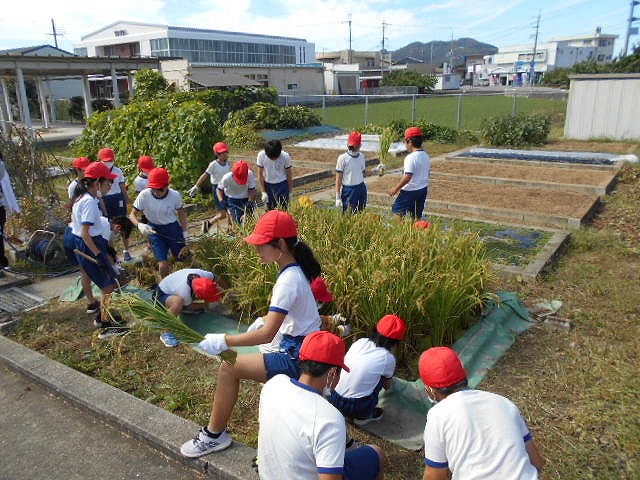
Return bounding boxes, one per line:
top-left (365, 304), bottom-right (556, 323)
top-left (564, 73), bottom-right (640, 141)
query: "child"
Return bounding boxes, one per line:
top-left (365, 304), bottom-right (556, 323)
top-left (256, 140), bottom-right (293, 211)
top-left (181, 210), bottom-right (322, 457)
top-left (153, 268), bottom-right (220, 347)
top-left (217, 160), bottom-right (256, 225)
top-left (133, 155), bottom-right (155, 193)
top-left (67, 156), bottom-right (90, 210)
top-left (188, 142), bottom-right (231, 231)
top-left (328, 314), bottom-right (407, 423)
top-left (335, 131), bottom-right (368, 213)
top-left (129, 167), bottom-right (187, 278)
top-left (98, 148), bottom-right (131, 261)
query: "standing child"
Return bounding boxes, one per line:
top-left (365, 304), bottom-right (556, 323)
top-left (67, 156), bottom-right (90, 209)
top-left (336, 131), bottom-right (368, 213)
top-left (188, 142), bottom-right (231, 231)
top-left (129, 167), bottom-right (187, 278)
top-left (217, 160), bottom-right (256, 225)
top-left (180, 210), bottom-right (322, 457)
top-left (98, 148), bottom-right (131, 261)
top-left (133, 155), bottom-right (155, 193)
top-left (256, 140), bottom-right (293, 211)
top-left (329, 314), bottom-right (406, 423)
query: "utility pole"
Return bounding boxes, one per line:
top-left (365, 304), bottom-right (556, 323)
top-left (49, 18), bottom-right (63, 48)
top-left (529, 12), bottom-right (540, 86)
top-left (342, 14), bottom-right (353, 63)
top-left (623, 0), bottom-right (640, 56)
top-left (381, 20), bottom-right (390, 81)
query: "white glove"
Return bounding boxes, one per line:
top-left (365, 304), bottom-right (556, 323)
top-left (335, 193), bottom-right (342, 208)
top-left (187, 185), bottom-right (198, 198)
top-left (137, 223), bottom-right (156, 236)
top-left (247, 317), bottom-right (265, 332)
top-left (198, 333), bottom-right (228, 355)
top-left (261, 192), bottom-right (269, 204)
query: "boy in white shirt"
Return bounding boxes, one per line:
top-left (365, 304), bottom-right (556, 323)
top-left (256, 140), bottom-right (293, 211)
top-left (133, 155), bottom-right (155, 193)
top-left (336, 131), bottom-right (368, 214)
top-left (217, 160), bottom-right (256, 225)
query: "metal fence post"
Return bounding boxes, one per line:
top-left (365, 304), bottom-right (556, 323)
top-left (412, 94), bottom-right (416, 123)
top-left (364, 95), bottom-right (369, 125)
top-left (456, 94), bottom-right (462, 129)
top-left (512, 94), bottom-right (517, 115)
top-left (285, 95), bottom-right (289, 107)
top-left (322, 95), bottom-right (326, 124)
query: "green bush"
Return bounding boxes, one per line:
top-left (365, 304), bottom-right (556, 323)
top-left (222, 123), bottom-right (265, 150)
top-left (192, 205), bottom-right (491, 359)
top-left (91, 98), bottom-right (113, 112)
top-left (480, 113), bottom-right (550, 147)
top-left (416, 121), bottom-right (458, 143)
top-left (224, 102), bottom-right (320, 131)
top-left (71, 99), bottom-right (221, 189)
top-left (276, 105), bottom-right (321, 129)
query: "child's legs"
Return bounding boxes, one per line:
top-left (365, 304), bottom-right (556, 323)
top-left (209, 353), bottom-right (267, 432)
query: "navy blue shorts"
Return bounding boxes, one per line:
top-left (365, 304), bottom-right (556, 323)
top-left (328, 379), bottom-right (384, 419)
top-left (265, 180), bottom-right (290, 210)
top-left (63, 227), bottom-right (79, 266)
top-left (148, 221), bottom-right (185, 261)
top-left (73, 235), bottom-right (116, 290)
top-left (341, 182), bottom-right (367, 214)
top-left (102, 192), bottom-right (126, 219)
top-left (212, 186), bottom-right (227, 211)
top-left (227, 197), bottom-right (254, 224)
top-left (153, 286), bottom-right (171, 306)
top-left (345, 445), bottom-right (381, 480)
top-left (263, 334), bottom-right (305, 380)
top-left (392, 186), bottom-right (428, 219)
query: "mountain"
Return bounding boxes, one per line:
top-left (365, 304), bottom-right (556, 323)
top-left (392, 38), bottom-right (498, 66)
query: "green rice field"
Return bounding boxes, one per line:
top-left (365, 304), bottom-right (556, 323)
top-left (314, 94), bottom-right (566, 131)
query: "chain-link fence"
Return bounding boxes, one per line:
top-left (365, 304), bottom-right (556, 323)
top-left (279, 90), bottom-right (567, 131)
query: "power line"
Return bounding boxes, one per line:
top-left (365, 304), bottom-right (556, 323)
top-left (47, 18), bottom-right (64, 48)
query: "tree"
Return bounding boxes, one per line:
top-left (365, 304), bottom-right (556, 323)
top-left (133, 68), bottom-right (168, 101)
top-left (381, 70), bottom-right (437, 93)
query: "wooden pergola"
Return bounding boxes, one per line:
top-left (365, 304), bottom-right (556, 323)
top-left (0, 55), bottom-right (159, 137)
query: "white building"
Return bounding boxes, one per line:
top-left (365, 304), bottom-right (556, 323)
top-left (482, 27), bottom-right (617, 86)
top-left (74, 21), bottom-right (315, 66)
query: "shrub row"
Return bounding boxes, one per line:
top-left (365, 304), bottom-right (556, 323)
top-left (480, 113), bottom-right (550, 147)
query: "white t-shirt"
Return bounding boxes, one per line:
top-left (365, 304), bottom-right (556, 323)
top-left (261, 263), bottom-right (320, 353)
top-left (256, 150), bottom-right (292, 184)
top-left (258, 375), bottom-right (346, 480)
top-left (97, 216), bottom-right (112, 241)
top-left (71, 193), bottom-right (102, 237)
top-left (336, 151), bottom-right (366, 186)
top-left (132, 188), bottom-right (184, 225)
top-left (67, 179), bottom-right (80, 200)
top-left (133, 174), bottom-right (148, 193)
top-left (402, 150), bottom-right (430, 191)
top-left (205, 159), bottom-right (231, 185)
top-left (334, 338), bottom-right (395, 398)
top-left (217, 170), bottom-right (257, 199)
top-left (423, 389), bottom-right (538, 480)
top-left (104, 166), bottom-right (126, 196)
top-left (157, 268), bottom-right (216, 306)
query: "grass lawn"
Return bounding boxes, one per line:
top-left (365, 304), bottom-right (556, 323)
top-left (316, 94), bottom-right (567, 130)
top-left (7, 139), bottom-right (640, 479)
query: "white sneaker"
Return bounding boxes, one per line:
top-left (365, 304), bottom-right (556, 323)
top-left (180, 428), bottom-right (232, 457)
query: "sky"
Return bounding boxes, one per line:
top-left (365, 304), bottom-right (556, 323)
top-left (0, 0), bottom-right (636, 56)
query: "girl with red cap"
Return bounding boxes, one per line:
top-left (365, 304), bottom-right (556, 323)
top-left (129, 167), bottom-right (188, 278)
top-left (336, 131), bottom-right (368, 213)
top-left (97, 148), bottom-right (131, 260)
top-left (70, 162), bottom-right (129, 338)
top-left (188, 142), bottom-right (231, 230)
top-left (133, 155), bottom-right (155, 194)
top-left (216, 160), bottom-right (257, 225)
top-left (328, 314), bottom-right (407, 424)
top-left (181, 209), bottom-right (323, 458)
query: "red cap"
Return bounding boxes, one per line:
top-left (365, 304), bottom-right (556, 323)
top-left (311, 277), bottom-right (334, 303)
top-left (84, 162), bottom-right (117, 180)
top-left (376, 314), bottom-right (407, 340)
top-left (138, 155), bottom-right (155, 173)
top-left (299, 331), bottom-right (350, 371)
top-left (72, 156), bottom-right (90, 169)
top-left (414, 220), bottom-right (430, 230)
top-left (192, 277), bottom-right (221, 303)
top-left (147, 167), bottom-right (170, 189)
top-left (232, 161), bottom-right (249, 185)
top-left (419, 347), bottom-right (467, 388)
top-left (404, 127), bottom-right (423, 140)
top-left (347, 131), bottom-right (362, 147)
top-left (244, 210), bottom-right (298, 245)
top-left (213, 142), bottom-right (229, 154)
top-left (98, 148), bottom-right (115, 161)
